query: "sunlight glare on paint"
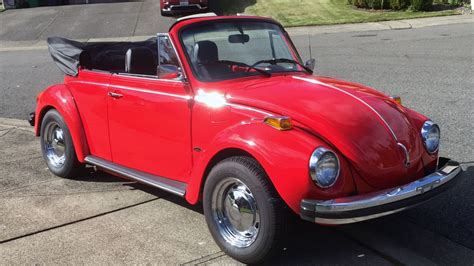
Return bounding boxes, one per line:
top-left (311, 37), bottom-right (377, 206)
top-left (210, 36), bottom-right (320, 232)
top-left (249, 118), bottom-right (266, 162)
top-left (194, 89), bottom-right (227, 108)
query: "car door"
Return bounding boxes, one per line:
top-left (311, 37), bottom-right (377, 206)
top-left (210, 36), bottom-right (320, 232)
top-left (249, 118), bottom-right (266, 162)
top-left (67, 70), bottom-right (113, 161)
top-left (107, 34), bottom-right (193, 182)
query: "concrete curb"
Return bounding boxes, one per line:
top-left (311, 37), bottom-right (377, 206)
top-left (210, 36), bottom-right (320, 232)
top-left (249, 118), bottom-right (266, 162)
top-left (285, 14), bottom-right (472, 36)
top-left (0, 14), bottom-right (472, 52)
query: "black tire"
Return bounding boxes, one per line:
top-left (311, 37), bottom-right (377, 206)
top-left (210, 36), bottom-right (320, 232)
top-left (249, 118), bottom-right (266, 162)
top-left (40, 109), bottom-right (83, 178)
top-left (203, 156), bottom-right (288, 264)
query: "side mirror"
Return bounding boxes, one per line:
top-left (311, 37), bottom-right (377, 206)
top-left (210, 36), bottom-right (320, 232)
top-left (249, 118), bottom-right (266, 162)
top-left (157, 64), bottom-right (183, 80)
top-left (305, 59), bottom-right (316, 71)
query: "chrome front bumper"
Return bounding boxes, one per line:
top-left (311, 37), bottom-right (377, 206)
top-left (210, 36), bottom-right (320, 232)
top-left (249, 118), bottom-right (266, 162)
top-left (300, 158), bottom-right (462, 225)
top-left (163, 4), bottom-right (207, 13)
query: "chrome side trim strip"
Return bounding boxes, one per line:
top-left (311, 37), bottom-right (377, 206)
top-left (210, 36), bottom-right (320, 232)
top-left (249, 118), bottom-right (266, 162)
top-left (68, 80), bottom-right (109, 87)
top-left (226, 103), bottom-right (274, 116)
top-left (115, 73), bottom-right (184, 83)
top-left (293, 76), bottom-right (399, 142)
top-left (84, 156), bottom-right (187, 197)
top-left (111, 85), bottom-right (192, 100)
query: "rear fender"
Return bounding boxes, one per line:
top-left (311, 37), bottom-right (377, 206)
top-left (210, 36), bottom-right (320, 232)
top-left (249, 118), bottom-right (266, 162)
top-left (35, 84), bottom-right (89, 162)
top-left (185, 122), bottom-right (356, 214)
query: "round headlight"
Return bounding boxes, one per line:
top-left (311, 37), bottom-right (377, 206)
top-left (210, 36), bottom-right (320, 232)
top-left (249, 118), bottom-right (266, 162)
top-left (309, 147), bottom-right (340, 188)
top-left (421, 120), bottom-right (440, 154)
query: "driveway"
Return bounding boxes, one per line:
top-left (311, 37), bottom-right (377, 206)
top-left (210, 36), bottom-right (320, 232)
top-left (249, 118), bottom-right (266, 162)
top-left (0, 119), bottom-right (473, 264)
top-left (0, 0), bottom-right (175, 42)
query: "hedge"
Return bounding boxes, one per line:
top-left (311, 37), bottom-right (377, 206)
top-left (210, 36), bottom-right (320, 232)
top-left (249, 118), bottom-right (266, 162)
top-left (348, 0), bottom-right (430, 10)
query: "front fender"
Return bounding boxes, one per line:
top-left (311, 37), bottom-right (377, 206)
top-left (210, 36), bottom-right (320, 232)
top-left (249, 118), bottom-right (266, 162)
top-left (185, 121), bottom-right (356, 214)
top-left (35, 84), bottom-right (89, 162)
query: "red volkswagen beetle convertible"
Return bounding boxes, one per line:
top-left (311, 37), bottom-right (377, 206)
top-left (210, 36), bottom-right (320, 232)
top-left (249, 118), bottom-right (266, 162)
top-left (32, 14), bottom-right (461, 263)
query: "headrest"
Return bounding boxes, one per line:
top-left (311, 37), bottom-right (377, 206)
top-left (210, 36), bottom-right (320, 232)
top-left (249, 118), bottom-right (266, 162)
top-left (194, 41), bottom-right (218, 64)
top-left (125, 47), bottom-right (156, 76)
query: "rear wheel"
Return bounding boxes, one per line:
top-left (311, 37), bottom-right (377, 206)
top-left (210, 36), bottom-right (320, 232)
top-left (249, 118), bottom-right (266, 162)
top-left (40, 109), bottom-right (84, 178)
top-left (203, 156), bottom-right (288, 264)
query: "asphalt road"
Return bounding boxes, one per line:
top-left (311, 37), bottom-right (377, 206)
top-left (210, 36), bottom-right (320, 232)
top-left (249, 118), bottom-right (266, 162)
top-left (0, 16), bottom-right (473, 264)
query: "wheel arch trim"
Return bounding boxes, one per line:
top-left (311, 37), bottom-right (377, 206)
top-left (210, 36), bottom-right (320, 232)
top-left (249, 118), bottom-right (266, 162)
top-left (35, 84), bottom-right (90, 163)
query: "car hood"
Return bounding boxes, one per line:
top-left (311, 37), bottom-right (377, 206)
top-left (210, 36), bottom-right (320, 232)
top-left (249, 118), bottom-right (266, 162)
top-left (225, 74), bottom-right (424, 189)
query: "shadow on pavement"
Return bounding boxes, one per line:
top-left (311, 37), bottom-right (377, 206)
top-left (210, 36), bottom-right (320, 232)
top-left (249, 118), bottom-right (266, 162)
top-left (82, 164), bottom-right (473, 264)
top-left (209, 0), bottom-right (256, 15)
top-left (71, 166), bottom-right (131, 183)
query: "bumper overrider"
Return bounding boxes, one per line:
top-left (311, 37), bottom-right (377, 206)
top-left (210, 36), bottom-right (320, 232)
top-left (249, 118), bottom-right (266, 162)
top-left (300, 158), bottom-right (462, 225)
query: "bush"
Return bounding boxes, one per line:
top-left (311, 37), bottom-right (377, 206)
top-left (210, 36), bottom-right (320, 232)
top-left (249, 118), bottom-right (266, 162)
top-left (349, 0), bottom-right (389, 9)
top-left (349, 0), bottom-right (432, 10)
top-left (389, 0), bottom-right (409, 9)
top-left (349, 0), bottom-right (411, 9)
top-left (410, 0), bottom-right (434, 10)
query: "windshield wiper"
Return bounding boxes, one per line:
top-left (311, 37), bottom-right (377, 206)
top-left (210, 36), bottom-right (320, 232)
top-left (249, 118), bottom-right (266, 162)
top-left (254, 58), bottom-right (313, 74)
top-left (219, 60), bottom-right (272, 77)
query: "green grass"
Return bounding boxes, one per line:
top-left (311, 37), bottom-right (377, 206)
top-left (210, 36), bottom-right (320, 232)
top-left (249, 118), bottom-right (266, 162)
top-left (219, 0), bottom-right (459, 27)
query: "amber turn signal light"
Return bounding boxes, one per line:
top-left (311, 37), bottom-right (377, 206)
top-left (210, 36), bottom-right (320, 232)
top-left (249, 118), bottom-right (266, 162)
top-left (264, 116), bottom-right (293, 131)
top-left (390, 96), bottom-right (402, 105)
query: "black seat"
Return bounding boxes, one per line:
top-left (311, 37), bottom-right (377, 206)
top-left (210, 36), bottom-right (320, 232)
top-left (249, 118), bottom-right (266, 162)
top-left (194, 40), bottom-right (219, 64)
top-left (79, 51), bottom-right (93, 69)
top-left (125, 47), bottom-right (156, 76)
top-left (193, 41), bottom-right (232, 80)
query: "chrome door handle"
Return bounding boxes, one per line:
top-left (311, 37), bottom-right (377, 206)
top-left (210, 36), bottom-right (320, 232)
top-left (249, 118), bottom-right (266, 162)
top-left (108, 92), bottom-right (123, 99)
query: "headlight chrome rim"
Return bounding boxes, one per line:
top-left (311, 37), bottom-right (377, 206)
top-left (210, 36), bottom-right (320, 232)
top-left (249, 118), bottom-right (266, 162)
top-left (309, 147), bottom-right (340, 188)
top-left (421, 120), bottom-right (440, 154)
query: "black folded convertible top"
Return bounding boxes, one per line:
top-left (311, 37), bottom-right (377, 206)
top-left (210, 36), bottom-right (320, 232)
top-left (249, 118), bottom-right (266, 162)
top-left (47, 37), bottom-right (157, 76)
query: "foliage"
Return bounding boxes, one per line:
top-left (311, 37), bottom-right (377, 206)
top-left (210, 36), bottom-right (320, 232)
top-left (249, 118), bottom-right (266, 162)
top-left (433, 0), bottom-right (467, 5)
top-left (350, 0), bottom-right (422, 10)
top-left (410, 0), bottom-right (434, 10)
top-left (220, 0), bottom-right (459, 27)
top-left (216, 0), bottom-right (257, 15)
top-left (390, 0), bottom-right (410, 9)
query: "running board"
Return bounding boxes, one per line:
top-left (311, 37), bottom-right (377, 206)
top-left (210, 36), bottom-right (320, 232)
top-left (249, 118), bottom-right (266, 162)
top-left (84, 156), bottom-right (186, 197)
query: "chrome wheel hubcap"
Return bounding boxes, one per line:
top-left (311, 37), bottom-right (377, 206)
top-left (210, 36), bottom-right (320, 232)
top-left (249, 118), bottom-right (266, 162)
top-left (43, 122), bottom-right (66, 168)
top-left (212, 178), bottom-right (260, 248)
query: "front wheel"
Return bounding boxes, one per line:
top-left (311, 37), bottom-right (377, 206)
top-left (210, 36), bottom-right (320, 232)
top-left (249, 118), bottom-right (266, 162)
top-left (203, 156), bottom-right (288, 264)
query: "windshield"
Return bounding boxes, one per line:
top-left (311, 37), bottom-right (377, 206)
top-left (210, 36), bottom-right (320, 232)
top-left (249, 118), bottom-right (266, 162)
top-left (181, 21), bottom-right (304, 82)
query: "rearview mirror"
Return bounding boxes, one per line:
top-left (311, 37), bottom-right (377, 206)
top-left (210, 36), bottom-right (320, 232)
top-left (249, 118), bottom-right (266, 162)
top-left (157, 64), bottom-right (183, 80)
top-left (228, 34), bottom-right (250, 44)
top-left (305, 59), bottom-right (316, 71)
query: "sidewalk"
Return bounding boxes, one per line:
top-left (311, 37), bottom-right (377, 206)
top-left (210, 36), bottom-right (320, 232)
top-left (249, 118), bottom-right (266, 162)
top-left (286, 14), bottom-right (474, 35)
